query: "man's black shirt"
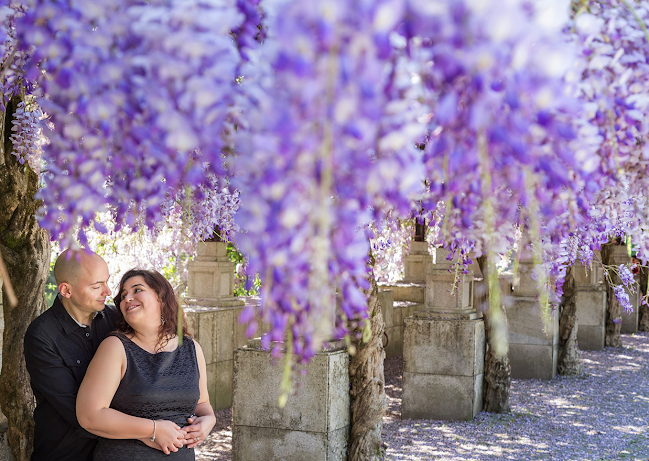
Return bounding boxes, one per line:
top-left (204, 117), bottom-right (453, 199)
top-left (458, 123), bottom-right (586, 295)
top-left (24, 295), bottom-right (118, 461)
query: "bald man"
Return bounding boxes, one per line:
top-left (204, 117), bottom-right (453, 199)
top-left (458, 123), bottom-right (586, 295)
top-left (24, 249), bottom-right (119, 461)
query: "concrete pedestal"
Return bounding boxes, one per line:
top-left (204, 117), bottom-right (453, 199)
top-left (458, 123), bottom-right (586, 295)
top-left (186, 303), bottom-right (249, 411)
top-left (609, 246), bottom-right (639, 334)
top-left (402, 248), bottom-right (484, 421)
top-left (505, 256), bottom-right (559, 380)
top-left (576, 289), bottom-right (607, 350)
top-left (186, 241), bottom-right (244, 308)
top-left (379, 289), bottom-right (402, 359)
top-left (573, 256), bottom-right (607, 350)
top-left (402, 311), bottom-right (484, 421)
top-left (183, 241), bottom-right (249, 410)
top-left (377, 282), bottom-right (425, 304)
top-left (232, 340), bottom-right (349, 461)
top-left (506, 296), bottom-right (559, 380)
top-left (403, 241), bottom-right (431, 283)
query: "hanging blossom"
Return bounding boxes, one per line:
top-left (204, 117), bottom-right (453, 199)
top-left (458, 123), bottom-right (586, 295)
top-left (84, 212), bottom-right (196, 295)
top-left (371, 218), bottom-right (411, 283)
top-left (9, 98), bottom-right (46, 174)
top-left (537, 0), bottom-right (649, 307)
top-left (567, 1), bottom-right (649, 265)
top-left (408, 0), bottom-right (604, 254)
top-left (232, 0), bottom-right (427, 361)
top-left (16, 0), bottom-right (245, 246)
top-left (0, 5), bottom-right (32, 111)
top-left (160, 175), bottom-right (241, 243)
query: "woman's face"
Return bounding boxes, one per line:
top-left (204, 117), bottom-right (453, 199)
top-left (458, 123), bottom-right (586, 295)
top-left (119, 275), bottom-right (162, 328)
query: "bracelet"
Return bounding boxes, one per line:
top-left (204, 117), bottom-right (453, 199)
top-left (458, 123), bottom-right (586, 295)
top-left (150, 420), bottom-right (157, 442)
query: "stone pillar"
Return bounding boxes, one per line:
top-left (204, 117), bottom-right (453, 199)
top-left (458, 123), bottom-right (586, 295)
top-left (403, 241), bottom-right (430, 283)
top-left (574, 252), bottom-right (607, 350)
top-left (608, 245), bottom-right (640, 334)
top-left (402, 248), bottom-right (485, 421)
top-left (232, 339), bottom-right (349, 461)
top-left (379, 289), bottom-right (403, 358)
top-left (377, 223), bottom-right (429, 306)
top-left (184, 241), bottom-right (246, 411)
top-left (506, 254), bottom-right (558, 380)
top-left (186, 241), bottom-right (243, 308)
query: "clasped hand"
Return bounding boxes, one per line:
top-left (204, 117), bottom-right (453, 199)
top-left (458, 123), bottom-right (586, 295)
top-left (140, 420), bottom-right (187, 455)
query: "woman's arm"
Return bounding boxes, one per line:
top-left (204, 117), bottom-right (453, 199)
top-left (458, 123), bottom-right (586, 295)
top-left (76, 336), bottom-right (186, 455)
top-left (184, 340), bottom-right (216, 448)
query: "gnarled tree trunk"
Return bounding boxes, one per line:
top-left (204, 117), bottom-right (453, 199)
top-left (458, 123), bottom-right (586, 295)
top-left (476, 255), bottom-right (510, 413)
top-left (348, 274), bottom-right (387, 461)
top-left (558, 267), bottom-right (582, 375)
top-left (602, 243), bottom-right (622, 347)
top-left (0, 96), bottom-right (51, 461)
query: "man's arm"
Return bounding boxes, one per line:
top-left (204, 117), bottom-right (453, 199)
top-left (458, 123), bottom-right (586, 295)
top-left (24, 326), bottom-right (94, 436)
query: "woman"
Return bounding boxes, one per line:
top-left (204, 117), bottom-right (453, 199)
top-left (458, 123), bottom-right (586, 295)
top-left (77, 269), bottom-right (216, 460)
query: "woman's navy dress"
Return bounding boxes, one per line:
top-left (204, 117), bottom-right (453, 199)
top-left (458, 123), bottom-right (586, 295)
top-left (93, 334), bottom-right (200, 461)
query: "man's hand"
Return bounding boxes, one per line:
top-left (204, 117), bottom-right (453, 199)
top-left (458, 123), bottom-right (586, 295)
top-left (184, 415), bottom-right (215, 449)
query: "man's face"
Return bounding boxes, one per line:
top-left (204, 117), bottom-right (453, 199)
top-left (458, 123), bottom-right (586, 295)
top-left (67, 256), bottom-right (112, 313)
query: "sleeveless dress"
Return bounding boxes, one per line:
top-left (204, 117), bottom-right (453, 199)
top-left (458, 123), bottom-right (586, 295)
top-left (93, 334), bottom-right (200, 461)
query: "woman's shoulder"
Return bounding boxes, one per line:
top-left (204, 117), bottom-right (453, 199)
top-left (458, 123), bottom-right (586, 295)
top-left (99, 334), bottom-right (128, 353)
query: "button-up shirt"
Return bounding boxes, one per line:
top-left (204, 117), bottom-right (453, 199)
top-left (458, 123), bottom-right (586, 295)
top-left (24, 295), bottom-right (119, 461)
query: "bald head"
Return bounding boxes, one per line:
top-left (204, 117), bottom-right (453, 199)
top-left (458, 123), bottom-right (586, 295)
top-left (54, 249), bottom-right (105, 287)
top-left (54, 249), bottom-right (111, 322)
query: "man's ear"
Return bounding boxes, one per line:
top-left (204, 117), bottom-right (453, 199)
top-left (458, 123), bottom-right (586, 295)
top-left (59, 282), bottom-right (72, 298)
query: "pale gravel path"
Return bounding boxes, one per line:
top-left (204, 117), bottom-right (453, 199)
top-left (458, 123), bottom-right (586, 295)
top-left (196, 332), bottom-right (649, 461)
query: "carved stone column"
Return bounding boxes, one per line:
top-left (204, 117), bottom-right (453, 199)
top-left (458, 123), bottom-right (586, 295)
top-left (574, 252), bottom-right (607, 350)
top-left (184, 241), bottom-right (246, 411)
top-left (402, 248), bottom-right (485, 421)
top-left (506, 249), bottom-right (558, 380)
top-left (608, 245), bottom-right (639, 335)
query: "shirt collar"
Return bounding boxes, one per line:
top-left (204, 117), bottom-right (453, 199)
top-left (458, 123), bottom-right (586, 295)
top-left (53, 294), bottom-right (104, 334)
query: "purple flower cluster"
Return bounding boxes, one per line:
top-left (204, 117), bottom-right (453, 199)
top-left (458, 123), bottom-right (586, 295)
top-left (613, 284), bottom-right (633, 314)
top-left (232, 0), bottom-right (427, 359)
top-left (8, 0), bottom-right (649, 364)
top-left (16, 0), bottom-right (245, 246)
top-left (1, 5), bottom-right (32, 111)
top-left (618, 263), bottom-right (635, 286)
top-left (9, 99), bottom-right (45, 174)
top-left (410, 0), bottom-right (602, 246)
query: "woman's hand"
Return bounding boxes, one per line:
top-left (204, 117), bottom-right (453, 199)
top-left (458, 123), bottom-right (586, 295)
top-left (152, 420), bottom-right (187, 455)
top-left (183, 414), bottom-right (216, 449)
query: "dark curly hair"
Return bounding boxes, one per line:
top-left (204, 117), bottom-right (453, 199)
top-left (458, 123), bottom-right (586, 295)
top-left (113, 269), bottom-right (190, 351)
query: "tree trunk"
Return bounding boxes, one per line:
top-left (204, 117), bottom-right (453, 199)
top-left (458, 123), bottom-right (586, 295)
top-left (637, 266), bottom-right (649, 331)
top-left (0, 96), bottom-right (51, 461)
top-left (476, 255), bottom-right (510, 414)
top-left (602, 243), bottom-right (622, 347)
top-left (558, 267), bottom-right (582, 375)
top-left (348, 275), bottom-right (386, 461)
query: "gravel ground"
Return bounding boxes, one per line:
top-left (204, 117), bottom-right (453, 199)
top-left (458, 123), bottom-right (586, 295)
top-left (196, 332), bottom-right (649, 461)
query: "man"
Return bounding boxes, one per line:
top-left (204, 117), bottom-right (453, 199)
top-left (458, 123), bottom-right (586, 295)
top-left (24, 249), bottom-right (118, 461)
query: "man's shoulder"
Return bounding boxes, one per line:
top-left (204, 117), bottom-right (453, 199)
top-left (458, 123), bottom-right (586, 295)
top-left (25, 305), bottom-right (60, 340)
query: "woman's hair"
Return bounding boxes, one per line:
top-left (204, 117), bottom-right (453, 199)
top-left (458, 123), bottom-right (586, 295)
top-left (113, 269), bottom-right (190, 351)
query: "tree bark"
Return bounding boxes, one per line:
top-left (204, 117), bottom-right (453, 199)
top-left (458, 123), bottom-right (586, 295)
top-left (348, 275), bottom-right (387, 461)
top-left (0, 96), bottom-right (51, 461)
top-left (602, 243), bottom-right (622, 347)
top-left (558, 267), bottom-right (582, 375)
top-left (476, 255), bottom-right (510, 414)
top-left (637, 266), bottom-right (649, 331)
